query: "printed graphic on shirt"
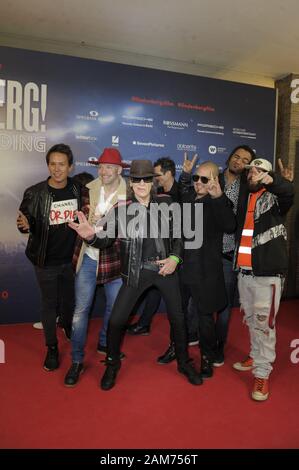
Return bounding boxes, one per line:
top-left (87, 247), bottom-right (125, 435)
top-left (49, 199), bottom-right (78, 225)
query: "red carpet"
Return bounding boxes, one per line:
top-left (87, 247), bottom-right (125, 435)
top-left (0, 299), bottom-right (299, 449)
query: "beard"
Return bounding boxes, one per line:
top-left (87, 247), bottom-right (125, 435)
top-left (247, 179), bottom-right (264, 193)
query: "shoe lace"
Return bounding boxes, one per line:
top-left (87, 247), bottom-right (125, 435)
top-left (255, 378), bottom-right (265, 392)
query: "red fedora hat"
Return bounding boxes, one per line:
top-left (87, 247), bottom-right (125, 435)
top-left (88, 148), bottom-right (130, 168)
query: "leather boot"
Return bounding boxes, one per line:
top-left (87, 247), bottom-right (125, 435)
top-left (201, 355), bottom-right (213, 379)
top-left (100, 358), bottom-right (121, 391)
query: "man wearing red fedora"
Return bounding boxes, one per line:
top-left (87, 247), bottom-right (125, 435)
top-left (64, 148), bottom-right (129, 387)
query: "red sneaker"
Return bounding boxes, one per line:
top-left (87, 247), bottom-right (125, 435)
top-left (233, 356), bottom-right (253, 371)
top-left (252, 377), bottom-right (269, 401)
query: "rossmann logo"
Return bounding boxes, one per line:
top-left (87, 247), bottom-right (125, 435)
top-left (163, 120), bottom-right (188, 129)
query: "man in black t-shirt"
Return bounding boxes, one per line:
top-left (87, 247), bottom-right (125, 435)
top-left (17, 143), bottom-right (81, 371)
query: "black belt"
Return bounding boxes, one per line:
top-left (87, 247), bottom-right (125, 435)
top-left (239, 268), bottom-right (254, 276)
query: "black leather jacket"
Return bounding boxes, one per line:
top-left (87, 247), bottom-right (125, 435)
top-left (18, 178), bottom-right (81, 267)
top-left (88, 195), bottom-right (183, 288)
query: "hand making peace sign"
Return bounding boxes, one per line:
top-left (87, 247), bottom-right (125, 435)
top-left (183, 152), bottom-right (198, 173)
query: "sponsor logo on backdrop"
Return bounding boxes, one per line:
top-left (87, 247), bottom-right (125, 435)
top-left (121, 115), bottom-right (153, 128)
top-left (163, 120), bottom-right (188, 130)
top-left (89, 110), bottom-right (99, 117)
top-left (76, 110), bottom-right (100, 121)
top-left (197, 123), bottom-right (224, 135)
top-left (208, 145), bottom-right (227, 155)
top-left (112, 135), bottom-right (119, 146)
top-left (232, 128), bottom-right (256, 140)
top-left (0, 79), bottom-right (47, 152)
top-left (75, 135), bottom-right (98, 142)
top-left (177, 143), bottom-right (197, 152)
top-left (132, 140), bottom-right (165, 148)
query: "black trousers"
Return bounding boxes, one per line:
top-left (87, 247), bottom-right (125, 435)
top-left (34, 263), bottom-right (75, 347)
top-left (179, 280), bottom-right (217, 362)
top-left (107, 269), bottom-right (189, 364)
top-left (135, 287), bottom-right (161, 328)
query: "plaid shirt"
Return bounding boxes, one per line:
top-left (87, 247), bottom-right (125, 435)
top-left (72, 183), bottom-right (122, 284)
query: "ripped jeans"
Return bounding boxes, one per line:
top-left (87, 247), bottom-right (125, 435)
top-left (238, 272), bottom-right (284, 379)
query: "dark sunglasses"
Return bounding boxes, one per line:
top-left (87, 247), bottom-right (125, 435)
top-left (192, 174), bottom-right (210, 184)
top-left (131, 176), bottom-right (154, 183)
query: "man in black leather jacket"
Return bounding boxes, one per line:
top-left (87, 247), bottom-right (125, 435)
top-left (70, 159), bottom-right (203, 390)
top-left (17, 143), bottom-right (81, 372)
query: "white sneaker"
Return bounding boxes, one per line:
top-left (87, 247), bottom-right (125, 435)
top-left (33, 322), bottom-right (43, 329)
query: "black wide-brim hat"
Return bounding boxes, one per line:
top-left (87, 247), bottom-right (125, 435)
top-left (129, 159), bottom-right (162, 178)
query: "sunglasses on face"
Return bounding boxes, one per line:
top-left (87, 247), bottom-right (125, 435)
top-left (192, 174), bottom-right (210, 184)
top-left (131, 176), bottom-right (154, 183)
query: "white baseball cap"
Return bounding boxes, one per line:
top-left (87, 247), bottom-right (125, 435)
top-left (245, 158), bottom-right (272, 172)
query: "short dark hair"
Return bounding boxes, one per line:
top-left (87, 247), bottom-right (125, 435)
top-left (154, 157), bottom-right (176, 177)
top-left (72, 172), bottom-right (94, 187)
top-left (46, 143), bottom-right (74, 166)
top-left (227, 145), bottom-right (255, 166)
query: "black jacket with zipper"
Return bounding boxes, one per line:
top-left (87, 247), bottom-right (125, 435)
top-left (88, 194), bottom-right (183, 288)
top-left (18, 178), bottom-right (81, 267)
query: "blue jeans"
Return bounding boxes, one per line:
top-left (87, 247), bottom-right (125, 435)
top-left (215, 257), bottom-right (237, 346)
top-left (71, 254), bottom-right (122, 363)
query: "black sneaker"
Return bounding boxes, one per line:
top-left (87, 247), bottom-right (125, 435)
top-left (201, 355), bottom-right (214, 378)
top-left (97, 344), bottom-right (126, 360)
top-left (157, 344), bottom-right (176, 364)
top-left (178, 361), bottom-right (203, 385)
top-left (43, 345), bottom-right (59, 371)
top-left (100, 359), bottom-right (121, 391)
top-left (64, 362), bottom-right (84, 387)
top-left (213, 343), bottom-right (225, 367)
top-left (127, 323), bottom-right (150, 336)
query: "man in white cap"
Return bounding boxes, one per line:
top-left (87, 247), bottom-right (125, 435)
top-left (233, 158), bottom-right (294, 401)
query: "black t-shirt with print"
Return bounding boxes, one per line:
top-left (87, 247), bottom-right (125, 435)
top-left (45, 182), bottom-right (78, 266)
